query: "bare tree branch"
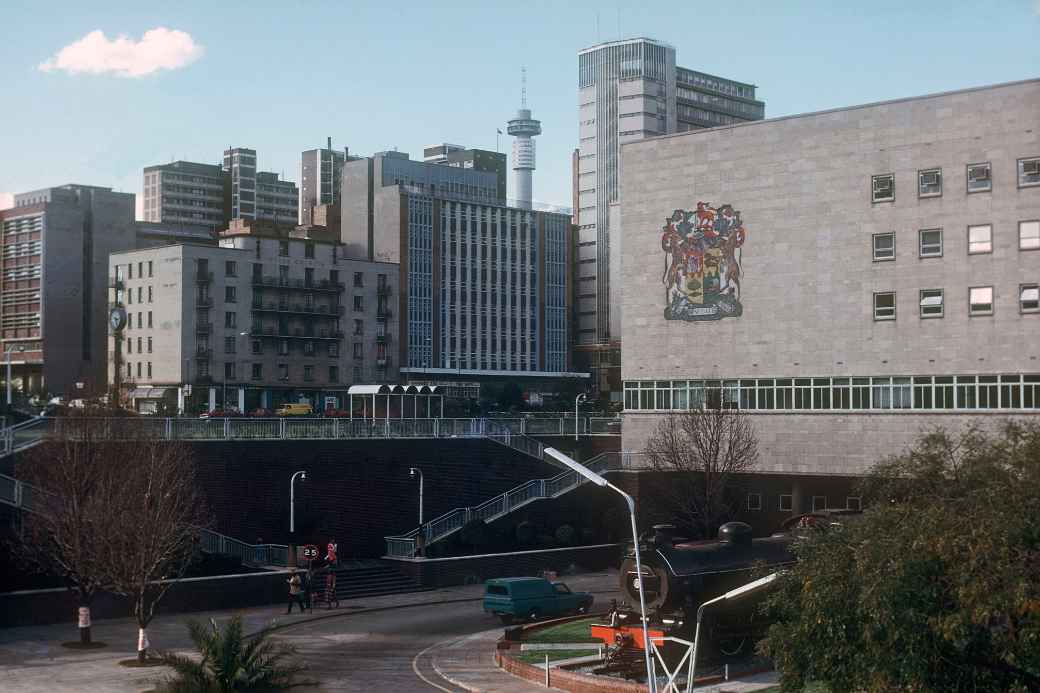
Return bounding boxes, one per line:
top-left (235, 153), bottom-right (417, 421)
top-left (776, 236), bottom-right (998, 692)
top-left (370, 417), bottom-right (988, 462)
top-left (642, 405), bottom-right (758, 538)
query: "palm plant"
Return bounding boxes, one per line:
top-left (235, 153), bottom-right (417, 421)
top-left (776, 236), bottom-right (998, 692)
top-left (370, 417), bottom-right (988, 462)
top-left (158, 616), bottom-right (305, 692)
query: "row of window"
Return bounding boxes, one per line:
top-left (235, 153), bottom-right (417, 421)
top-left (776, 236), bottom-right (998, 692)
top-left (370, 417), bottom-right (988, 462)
top-left (623, 374), bottom-right (1040, 411)
top-left (871, 157), bottom-right (1039, 202)
top-left (123, 311), bottom-right (153, 329)
top-left (872, 222), bottom-right (1039, 261)
top-left (872, 284), bottom-right (1038, 319)
top-left (746, 494), bottom-right (861, 512)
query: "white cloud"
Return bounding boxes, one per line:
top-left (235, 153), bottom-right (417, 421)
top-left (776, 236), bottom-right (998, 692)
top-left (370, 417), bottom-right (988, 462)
top-left (0, 192), bottom-right (13, 210)
top-left (39, 27), bottom-right (203, 78)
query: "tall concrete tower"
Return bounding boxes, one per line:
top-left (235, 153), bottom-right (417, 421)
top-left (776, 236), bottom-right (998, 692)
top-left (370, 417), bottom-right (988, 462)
top-left (507, 68), bottom-right (541, 209)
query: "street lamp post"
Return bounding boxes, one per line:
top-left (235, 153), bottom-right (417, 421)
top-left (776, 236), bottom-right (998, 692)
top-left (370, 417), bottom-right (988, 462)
top-left (409, 466), bottom-right (425, 557)
top-left (574, 393), bottom-right (587, 441)
top-left (5, 345), bottom-right (26, 406)
top-left (543, 447), bottom-right (656, 693)
top-left (288, 470), bottom-right (307, 567)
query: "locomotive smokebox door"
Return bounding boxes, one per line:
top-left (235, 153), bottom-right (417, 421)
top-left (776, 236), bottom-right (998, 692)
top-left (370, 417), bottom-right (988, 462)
top-left (620, 559), bottom-right (671, 609)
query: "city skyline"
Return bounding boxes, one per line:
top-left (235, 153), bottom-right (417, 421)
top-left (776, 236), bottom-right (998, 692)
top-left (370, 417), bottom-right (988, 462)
top-left (1, 1), bottom-right (1038, 214)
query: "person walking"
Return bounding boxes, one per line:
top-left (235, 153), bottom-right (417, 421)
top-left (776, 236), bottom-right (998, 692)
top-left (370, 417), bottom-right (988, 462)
top-left (286, 572), bottom-right (305, 614)
top-left (302, 566), bottom-right (313, 611)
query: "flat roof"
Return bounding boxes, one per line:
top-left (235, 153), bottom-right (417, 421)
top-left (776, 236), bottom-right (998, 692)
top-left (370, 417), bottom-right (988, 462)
top-left (579, 36), bottom-right (675, 56)
top-left (623, 77), bottom-right (1040, 148)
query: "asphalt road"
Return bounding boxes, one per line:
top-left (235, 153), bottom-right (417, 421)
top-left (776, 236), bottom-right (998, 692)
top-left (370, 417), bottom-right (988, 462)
top-left (271, 572), bottom-right (622, 692)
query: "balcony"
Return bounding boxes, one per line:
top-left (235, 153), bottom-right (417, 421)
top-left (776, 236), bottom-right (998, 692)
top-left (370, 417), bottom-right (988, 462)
top-left (251, 275), bottom-right (344, 293)
top-left (249, 302), bottom-right (344, 317)
top-left (377, 307), bottom-right (393, 319)
top-left (196, 322), bottom-right (212, 334)
top-left (195, 346), bottom-right (212, 357)
top-left (377, 284), bottom-right (392, 297)
top-left (195, 271), bottom-right (213, 283)
top-left (249, 328), bottom-right (344, 341)
top-left (108, 277), bottom-right (124, 289)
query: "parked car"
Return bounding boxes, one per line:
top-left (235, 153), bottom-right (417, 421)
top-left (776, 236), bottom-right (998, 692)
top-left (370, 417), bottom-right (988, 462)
top-left (275, 402), bottom-right (314, 417)
top-left (483, 577), bottom-right (593, 624)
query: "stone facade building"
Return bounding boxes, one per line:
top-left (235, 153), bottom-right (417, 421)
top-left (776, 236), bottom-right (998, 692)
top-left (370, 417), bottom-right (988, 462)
top-left (619, 80), bottom-right (1040, 491)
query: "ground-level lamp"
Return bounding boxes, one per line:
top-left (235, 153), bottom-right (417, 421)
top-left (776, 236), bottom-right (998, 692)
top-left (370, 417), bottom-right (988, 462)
top-left (5, 344), bottom-right (26, 406)
top-left (689, 572), bottom-right (778, 684)
top-left (543, 448), bottom-right (656, 693)
top-left (288, 470), bottom-right (307, 567)
top-left (574, 393), bottom-right (587, 441)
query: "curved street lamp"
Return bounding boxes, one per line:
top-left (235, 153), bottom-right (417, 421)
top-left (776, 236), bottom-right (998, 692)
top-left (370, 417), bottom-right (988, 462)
top-left (288, 470), bottom-right (307, 567)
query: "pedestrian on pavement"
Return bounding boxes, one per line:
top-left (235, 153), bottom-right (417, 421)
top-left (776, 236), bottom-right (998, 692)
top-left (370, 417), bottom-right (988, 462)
top-left (302, 565), bottom-right (313, 611)
top-left (325, 539), bottom-right (338, 566)
top-left (286, 572), bottom-right (305, 614)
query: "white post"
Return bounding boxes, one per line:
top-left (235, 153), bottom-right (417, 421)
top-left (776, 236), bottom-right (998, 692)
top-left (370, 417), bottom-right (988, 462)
top-left (5, 349), bottom-right (12, 406)
top-left (575, 393), bottom-right (587, 441)
top-left (237, 387), bottom-right (245, 413)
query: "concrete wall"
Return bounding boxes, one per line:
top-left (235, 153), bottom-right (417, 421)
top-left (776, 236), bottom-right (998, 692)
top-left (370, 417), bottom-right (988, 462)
top-left (619, 79), bottom-right (1040, 471)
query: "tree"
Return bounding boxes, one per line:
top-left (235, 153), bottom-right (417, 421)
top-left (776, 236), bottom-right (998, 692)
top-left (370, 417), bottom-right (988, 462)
top-left (98, 438), bottom-right (207, 662)
top-left (14, 410), bottom-right (126, 646)
top-left (760, 422), bottom-right (1040, 693)
top-left (158, 616), bottom-right (306, 692)
top-left (642, 405), bottom-right (758, 538)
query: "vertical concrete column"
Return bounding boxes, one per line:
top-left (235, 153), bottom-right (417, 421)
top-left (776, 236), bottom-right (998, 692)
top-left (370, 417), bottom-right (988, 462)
top-left (791, 480), bottom-right (805, 515)
top-left (237, 387), bottom-right (245, 413)
top-left (208, 387), bottom-right (216, 413)
top-left (177, 387), bottom-right (185, 414)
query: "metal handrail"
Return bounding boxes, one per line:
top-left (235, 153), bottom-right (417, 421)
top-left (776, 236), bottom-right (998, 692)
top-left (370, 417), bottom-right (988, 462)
top-left (383, 451), bottom-right (633, 557)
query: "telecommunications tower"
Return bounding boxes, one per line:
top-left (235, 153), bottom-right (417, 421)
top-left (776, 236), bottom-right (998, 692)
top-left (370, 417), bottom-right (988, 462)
top-left (507, 67), bottom-right (542, 209)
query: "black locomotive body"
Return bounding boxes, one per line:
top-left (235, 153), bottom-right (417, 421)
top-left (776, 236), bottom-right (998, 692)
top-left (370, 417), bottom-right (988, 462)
top-left (613, 512), bottom-right (858, 652)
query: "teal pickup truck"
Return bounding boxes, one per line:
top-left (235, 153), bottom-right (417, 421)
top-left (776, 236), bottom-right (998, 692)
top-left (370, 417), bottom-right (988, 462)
top-left (483, 577), bottom-right (594, 624)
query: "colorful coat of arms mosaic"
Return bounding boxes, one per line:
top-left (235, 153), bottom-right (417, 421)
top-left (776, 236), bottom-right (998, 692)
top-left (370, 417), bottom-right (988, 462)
top-left (661, 202), bottom-right (746, 321)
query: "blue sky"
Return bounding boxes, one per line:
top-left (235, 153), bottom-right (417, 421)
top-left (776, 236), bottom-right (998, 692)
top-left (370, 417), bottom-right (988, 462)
top-left (1, 0), bottom-right (1037, 214)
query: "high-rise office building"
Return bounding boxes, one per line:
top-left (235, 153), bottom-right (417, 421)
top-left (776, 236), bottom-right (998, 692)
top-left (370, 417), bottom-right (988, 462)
top-left (424, 144), bottom-right (509, 203)
top-left (255, 171), bottom-right (298, 226)
top-left (299, 139), bottom-right (351, 225)
top-left (575, 37), bottom-right (765, 398)
top-left (341, 150), bottom-right (575, 381)
top-left (142, 161), bottom-right (230, 232)
top-left (1, 185), bottom-right (136, 397)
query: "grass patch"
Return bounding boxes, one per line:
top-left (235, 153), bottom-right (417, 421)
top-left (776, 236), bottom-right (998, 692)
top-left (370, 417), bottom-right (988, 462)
top-left (516, 649), bottom-right (600, 664)
top-left (522, 617), bottom-right (600, 644)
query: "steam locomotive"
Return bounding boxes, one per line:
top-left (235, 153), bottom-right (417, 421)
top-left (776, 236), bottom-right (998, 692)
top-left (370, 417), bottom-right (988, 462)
top-left (595, 511), bottom-right (859, 656)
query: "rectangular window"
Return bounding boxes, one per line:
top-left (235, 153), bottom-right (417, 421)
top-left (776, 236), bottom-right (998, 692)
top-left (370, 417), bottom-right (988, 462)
top-left (1018, 157), bottom-right (1040, 187)
top-left (353, 296), bottom-right (363, 312)
top-left (305, 242), bottom-right (315, 259)
top-left (778, 494), bottom-right (793, 512)
top-left (872, 232), bottom-right (895, 261)
top-left (746, 493), bottom-right (762, 511)
top-left (147, 311), bottom-right (152, 328)
top-left (846, 497), bottom-right (862, 511)
top-left (147, 261), bottom-right (153, 278)
top-left (874, 291), bottom-right (896, 320)
top-left (919, 229), bottom-right (942, 257)
top-left (147, 362), bottom-right (152, 378)
top-left (251, 363), bottom-right (262, 380)
top-left (225, 261), bottom-right (237, 277)
top-left (279, 240), bottom-right (289, 256)
top-left (328, 342), bottom-right (339, 357)
top-left (969, 286), bottom-right (994, 316)
top-left (224, 362), bottom-right (234, 380)
top-left (811, 496), bottom-right (827, 511)
top-left (918, 168), bottom-right (941, 197)
top-left (968, 224), bottom-right (992, 254)
top-left (1020, 220), bottom-right (1040, 251)
top-left (225, 286), bottom-right (237, 303)
top-left (303, 365), bottom-right (314, 381)
top-left (278, 363), bottom-right (289, 381)
top-left (919, 289), bottom-right (944, 318)
top-left (353, 272), bottom-right (364, 287)
top-left (303, 341), bottom-right (314, 356)
top-left (1021, 284), bottom-right (1040, 313)
top-left (251, 339), bottom-right (262, 354)
top-left (329, 366), bottom-right (339, 383)
top-left (871, 173), bottom-right (894, 202)
top-left (967, 162), bottom-right (991, 193)
top-left (224, 312), bottom-right (236, 328)
top-left (278, 340), bottom-right (289, 356)
top-left (353, 343), bottom-right (363, 359)
top-left (224, 336), bottom-right (235, 353)
top-left (147, 337), bottom-right (152, 353)
top-left (148, 286), bottom-right (153, 302)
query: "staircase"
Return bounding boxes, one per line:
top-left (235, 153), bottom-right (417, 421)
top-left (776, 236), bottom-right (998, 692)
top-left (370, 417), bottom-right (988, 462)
top-left (384, 450), bottom-right (637, 558)
top-left (323, 561), bottom-right (425, 600)
top-left (0, 416), bottom-right (51, 459)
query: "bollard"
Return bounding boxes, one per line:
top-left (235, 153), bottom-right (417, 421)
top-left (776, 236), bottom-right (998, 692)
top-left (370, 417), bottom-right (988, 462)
top-left (544, 654), bottom-right (550, 687)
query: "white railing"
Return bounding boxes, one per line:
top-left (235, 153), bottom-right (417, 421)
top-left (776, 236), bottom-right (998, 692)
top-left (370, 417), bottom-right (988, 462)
top-left (0, 416), bottom-right (620, 453)
top-left (383, 451), bottom-right (643, 558)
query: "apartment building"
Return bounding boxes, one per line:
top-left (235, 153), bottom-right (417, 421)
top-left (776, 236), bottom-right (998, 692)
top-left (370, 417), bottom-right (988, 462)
top-left (341, 150), bottom-right (577, 382)
top-left (619, 80), bottom-right (1040, 490)
top-left (108, 219), bottom-right (398, 414)
top-left (1, 184), bottom-right (136, 397)
top-left (142, 161), bottom-right (229, 232)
